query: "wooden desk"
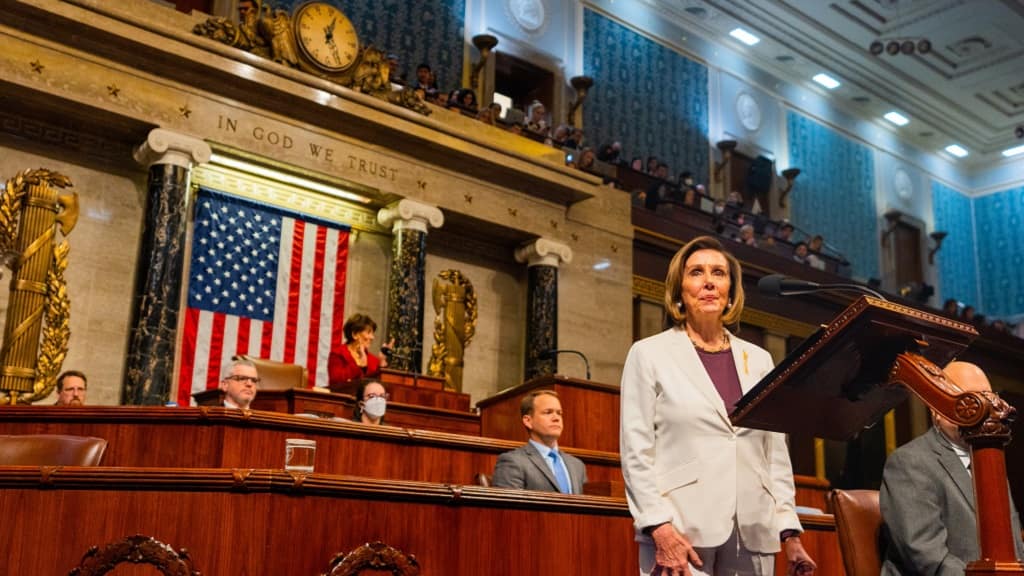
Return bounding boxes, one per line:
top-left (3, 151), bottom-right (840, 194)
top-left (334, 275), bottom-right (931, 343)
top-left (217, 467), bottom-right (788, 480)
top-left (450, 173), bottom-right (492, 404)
top-left (477, 375), bottom-right (621, 452)
top-left (194, 388), bottom-right (481, 436)
top-left (0, 406), bottom-right (623, 484)
top-left (331, 368), bottom-right (472, 412)
top-left (0, 467), bottom-right (637, 575)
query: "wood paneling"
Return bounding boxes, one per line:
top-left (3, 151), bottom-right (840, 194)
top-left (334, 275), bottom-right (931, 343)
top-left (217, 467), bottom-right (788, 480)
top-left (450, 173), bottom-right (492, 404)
top-left (477, 375), bottom-right (621, 453)
top-left (0, 407), bottom-right (622, 485)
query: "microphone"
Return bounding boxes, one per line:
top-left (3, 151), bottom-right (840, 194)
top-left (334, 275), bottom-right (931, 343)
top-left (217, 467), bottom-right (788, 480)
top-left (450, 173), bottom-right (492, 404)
top-left (540, 349), bottom-right (591, 380)
top-left (757, 273), bottom-right (886, 300)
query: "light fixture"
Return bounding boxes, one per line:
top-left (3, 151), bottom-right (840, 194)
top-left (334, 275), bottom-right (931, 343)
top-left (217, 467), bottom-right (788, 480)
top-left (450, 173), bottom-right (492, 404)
top-left (567, 76), bottom-right (594, 126)
top-left (729, 28), bottom-right (760, 46)
top-left (209, 154), bottom-right (372, 204)
top-left (812, 73), bottom-right (841, 90)
top-left (1003, 145), bottom-right (1024, 158)
top-left (881, 209), bottom-right (902, 247)
top-left (884, 111), bottom-right (910, 126)
top-left (869, 37), bottom-right (932, 56)
top-left (470, 34), bottom-right (498, 91)
top-left (778, 168), bottom-right (801, 208)
top-left (944, 144), bottom-right (968, 158)
top-left (713, 140), bottom-right (738, 183)
top-left (928, 231), bottom-right (947, 265)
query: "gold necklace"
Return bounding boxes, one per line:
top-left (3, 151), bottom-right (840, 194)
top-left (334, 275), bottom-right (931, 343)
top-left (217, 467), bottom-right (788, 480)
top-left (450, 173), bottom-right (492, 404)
top-left (688, 330), bottom-right (730, 353)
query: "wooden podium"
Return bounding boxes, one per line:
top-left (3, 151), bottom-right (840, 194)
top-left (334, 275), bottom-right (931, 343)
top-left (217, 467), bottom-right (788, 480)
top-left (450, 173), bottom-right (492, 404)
top-left (476, 374), bottom-right (621, 452)
top-left (329, 368), bottom-right (471, 412)
top-left (732, 296), bottom-right (1024, 575)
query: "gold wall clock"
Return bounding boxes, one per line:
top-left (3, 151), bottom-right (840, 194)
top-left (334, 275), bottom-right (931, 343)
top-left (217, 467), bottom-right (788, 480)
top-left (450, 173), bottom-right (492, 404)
top-left (293, 2), bottom-right (360, 74)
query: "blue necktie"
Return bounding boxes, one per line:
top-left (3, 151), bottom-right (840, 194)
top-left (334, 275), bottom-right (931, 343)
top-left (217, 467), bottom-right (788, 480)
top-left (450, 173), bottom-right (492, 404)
top-left (548, 450), bottom-right (571, 494)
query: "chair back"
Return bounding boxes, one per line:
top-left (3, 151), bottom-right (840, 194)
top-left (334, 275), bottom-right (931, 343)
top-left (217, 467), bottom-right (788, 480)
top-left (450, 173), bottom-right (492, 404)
top-left (240, 354), bottom-right (308, 390)
top-left (829, 488), bottom-right (882, 576)
top-left (0, 434), bottom-right (107, 466)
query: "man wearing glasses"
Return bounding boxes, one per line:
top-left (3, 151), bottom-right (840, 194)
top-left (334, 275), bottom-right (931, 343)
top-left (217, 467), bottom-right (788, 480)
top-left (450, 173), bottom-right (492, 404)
top-left (219, 357), bottom-right (260, 410)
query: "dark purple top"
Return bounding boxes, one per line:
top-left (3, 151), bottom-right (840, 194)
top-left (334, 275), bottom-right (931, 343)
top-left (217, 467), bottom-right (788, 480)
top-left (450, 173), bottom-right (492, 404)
top-left (695, 348), bottom-right (743, 412)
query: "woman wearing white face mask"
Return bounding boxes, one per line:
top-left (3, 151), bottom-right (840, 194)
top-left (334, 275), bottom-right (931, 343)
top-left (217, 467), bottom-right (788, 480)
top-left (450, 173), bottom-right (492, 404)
top-left (353, 380), bottom-right (388, 425)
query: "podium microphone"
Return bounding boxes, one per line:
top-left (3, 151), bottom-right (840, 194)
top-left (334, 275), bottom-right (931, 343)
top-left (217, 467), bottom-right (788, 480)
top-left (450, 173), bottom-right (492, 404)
top-left (757, 273), bottom-right (886, 300)
top-left (540, 349), bottom-right (591, 380)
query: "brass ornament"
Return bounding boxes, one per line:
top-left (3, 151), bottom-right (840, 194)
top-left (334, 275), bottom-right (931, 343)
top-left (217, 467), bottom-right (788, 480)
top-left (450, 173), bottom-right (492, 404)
top-left (427, 270), bottom-right (477, 392)
top-left (0, 169), bottom-right (77, 405)
top-left (193, 1), bottom-right (430, 116)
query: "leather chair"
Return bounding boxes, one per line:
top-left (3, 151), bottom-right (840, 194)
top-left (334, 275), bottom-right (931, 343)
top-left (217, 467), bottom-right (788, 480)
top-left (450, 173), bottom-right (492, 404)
top-left (239, 354), bottom-right (308, 390)
top-left (829, 488), bottom-right (882, 576)
top-left (0, 434), bottom-right (107, 466)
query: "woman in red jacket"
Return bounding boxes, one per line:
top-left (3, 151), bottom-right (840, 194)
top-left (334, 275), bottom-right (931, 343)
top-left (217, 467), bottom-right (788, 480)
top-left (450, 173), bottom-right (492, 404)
top-left (328, 314), bottom-right (392, 385)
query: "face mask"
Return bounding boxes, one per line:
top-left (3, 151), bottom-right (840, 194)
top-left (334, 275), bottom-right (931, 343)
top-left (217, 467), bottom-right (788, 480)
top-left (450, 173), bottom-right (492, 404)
top-left (714, 205), bottom-right (725, 214)
top-left (363, 397), bottom-right (387, 419)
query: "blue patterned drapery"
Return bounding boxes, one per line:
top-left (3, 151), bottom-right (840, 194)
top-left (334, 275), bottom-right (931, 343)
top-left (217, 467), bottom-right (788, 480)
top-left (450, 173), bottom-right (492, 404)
top-left (931, 181), bottom-right (980, 309)
top-left (786, 110), bottom-right (878, 279)
top-left (973, 185), bottom-right (1024, 317)
top-left (582, 9), bottom-right (709, 182)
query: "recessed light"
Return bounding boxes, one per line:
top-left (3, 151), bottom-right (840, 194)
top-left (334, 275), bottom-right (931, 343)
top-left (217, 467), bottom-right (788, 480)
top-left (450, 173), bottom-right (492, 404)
top-left (884, 111), bottom-right (910, 126)
top-left (729, 28), bottom-right (760, 46)
top-left (944, 144), bottom-right (968, 158)
top-left (1003, 145), bottom-right (1024, 157)
top-left (812, 73), bottom-right (841, 89)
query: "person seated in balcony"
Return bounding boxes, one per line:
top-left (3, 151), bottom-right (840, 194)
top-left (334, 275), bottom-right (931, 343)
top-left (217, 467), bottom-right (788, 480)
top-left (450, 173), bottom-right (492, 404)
top-left (565, 126), bottom-right (585, 149)
top-left (941, 298), bottom-right (959, 318)
top-left (385, 53), bottom-right (404, 85)
top-left (644, 163), bottom-right (671, 210)
top-left (447, 88), bottom-right (478, 114)
top-left (806, 235), bottom-right (826, 270)
top-left (645, 156), bottom-right (659, 175)
top-left (54, 370), bottom-right (88, 406)
top-left (476, 106), bottom-right (495, 126)
top-left (808, 234), bottom-right (824, 254)
top-left (880, 361), bottom-right (1024, 575)
top-left (488, 101), bottom-right (502, 122)
top-left (776, 222), bottom-right (795, 243)
top-left (352, 380), bottom-right (388, 425)
top-left (492, 390), bottom-right (587, 493)
top-left (737, 223), bottom-right (758, 247)
top-left (219, 357), bottom-right (259, 410)
top-left (575, 147), bottom-right (596, 172)
top-left (630, 157), bottom-right (644, 172)
top-left (328, 314), bottom-right (392, 386)
top-left (550, 124), bottom-right (570, 148)
top-left (597, 141), bottom-right (622, 164)
top-left (524, 100), bottom-right (549, 136)
top-left (411, 62), bottom-right (436, 100)
top-left (792, 241), bottom-right (810, 265)
top-left (678, 171), bottom-right (698, 206)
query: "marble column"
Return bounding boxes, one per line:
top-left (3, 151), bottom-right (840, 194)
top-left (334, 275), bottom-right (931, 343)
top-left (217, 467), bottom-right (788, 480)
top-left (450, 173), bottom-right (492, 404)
top-left (378, 199), bottom-right (444, 373)
top-left (515, 239), bottom-right (573, 381)
top-left (123, 129), bottom-right (211, 405)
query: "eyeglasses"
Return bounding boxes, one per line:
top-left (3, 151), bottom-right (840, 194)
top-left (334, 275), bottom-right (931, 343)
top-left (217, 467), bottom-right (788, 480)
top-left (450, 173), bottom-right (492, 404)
top-left (364, 392), bottom-right (389, 400)
top-left (226, 375), bottom-right (261, 385)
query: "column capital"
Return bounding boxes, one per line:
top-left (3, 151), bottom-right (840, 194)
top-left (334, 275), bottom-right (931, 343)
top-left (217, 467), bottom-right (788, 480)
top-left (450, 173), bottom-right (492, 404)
top-left (377, 199), bottom-right (444, 233)
top-left (515, 238), bottom-right (573, 267)
top-left (133, 128), bottom-right (212, 168)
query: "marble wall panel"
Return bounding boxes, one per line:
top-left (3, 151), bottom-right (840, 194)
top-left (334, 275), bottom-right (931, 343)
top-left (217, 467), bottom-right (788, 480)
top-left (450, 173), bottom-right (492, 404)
top-left (423, 246), bottom-right (524, 405)
top-left (0, 141), bottom-right (145, 406)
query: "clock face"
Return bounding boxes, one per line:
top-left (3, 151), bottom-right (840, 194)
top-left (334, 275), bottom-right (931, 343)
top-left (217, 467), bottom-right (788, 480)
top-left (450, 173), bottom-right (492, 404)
top-left (294, 2), bottom-right (360, 73)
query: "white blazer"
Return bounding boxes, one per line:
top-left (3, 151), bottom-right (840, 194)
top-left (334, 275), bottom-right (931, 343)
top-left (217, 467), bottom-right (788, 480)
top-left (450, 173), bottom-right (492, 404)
top-left (620, 327), bottom-right (801, 553)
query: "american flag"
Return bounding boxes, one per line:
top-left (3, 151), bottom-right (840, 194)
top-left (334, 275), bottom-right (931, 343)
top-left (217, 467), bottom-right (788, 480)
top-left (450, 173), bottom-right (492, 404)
top-left (177, 188), bottom-right (349, 405)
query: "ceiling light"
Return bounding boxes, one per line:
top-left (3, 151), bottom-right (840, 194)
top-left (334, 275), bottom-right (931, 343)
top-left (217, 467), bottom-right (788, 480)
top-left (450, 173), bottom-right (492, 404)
top-left (1003, 145), bottom-right (1024, 158)
top-left (944, 145), bottom-right (968, 158)
top-left (729, 28), bottom-right (760, 46)
top-left (813, 73), bottom-right (841, 89)
top-left (209, 154), bottom-right (372, 204)
top-left (884, 112), bottom-right (910, 126)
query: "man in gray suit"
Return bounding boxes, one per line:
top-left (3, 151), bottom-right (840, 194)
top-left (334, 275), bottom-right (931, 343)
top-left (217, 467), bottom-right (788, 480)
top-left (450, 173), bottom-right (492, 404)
top-left (492, 390), bottom-right (587, 494)
top-left (881, 361), bottom-right (1024, 575)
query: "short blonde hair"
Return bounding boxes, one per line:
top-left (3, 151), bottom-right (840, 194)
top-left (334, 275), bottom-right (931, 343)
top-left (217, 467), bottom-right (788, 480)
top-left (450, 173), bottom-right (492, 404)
top-left (663, 235), bottom-right (745, 327)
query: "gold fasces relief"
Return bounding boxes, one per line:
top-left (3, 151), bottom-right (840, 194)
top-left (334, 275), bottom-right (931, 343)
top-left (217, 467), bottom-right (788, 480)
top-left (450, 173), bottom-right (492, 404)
top-left (427, 270), bottom-right (477, 392)
top-left (0, 169), bottom-right (77, 405)
top-left (193, 1), bottom-right (429, 115)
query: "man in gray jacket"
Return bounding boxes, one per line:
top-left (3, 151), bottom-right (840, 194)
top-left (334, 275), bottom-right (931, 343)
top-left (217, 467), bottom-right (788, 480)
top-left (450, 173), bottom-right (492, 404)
top-left (881, 361), bottom-right (1024, 575)
top-left (492, 390), bottom-right (587, 494)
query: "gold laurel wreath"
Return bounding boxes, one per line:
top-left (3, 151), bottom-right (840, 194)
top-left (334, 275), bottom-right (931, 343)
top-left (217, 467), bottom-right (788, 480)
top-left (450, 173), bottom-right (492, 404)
top-left (0, 169), bottom-right (73, 405)
top-left (427, 269), bottom-right (477, 377)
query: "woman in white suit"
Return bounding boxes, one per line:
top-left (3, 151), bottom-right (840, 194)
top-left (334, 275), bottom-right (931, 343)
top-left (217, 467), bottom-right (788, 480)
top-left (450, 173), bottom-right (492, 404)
top-left (620, 236), bottom-right (815, 576)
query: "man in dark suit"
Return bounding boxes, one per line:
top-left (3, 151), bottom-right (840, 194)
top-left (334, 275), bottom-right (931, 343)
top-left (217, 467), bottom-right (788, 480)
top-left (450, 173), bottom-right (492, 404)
top-left (880, 361), bottom-right (1024, 575)
top-left (492, 390), bottom-right (587, 494)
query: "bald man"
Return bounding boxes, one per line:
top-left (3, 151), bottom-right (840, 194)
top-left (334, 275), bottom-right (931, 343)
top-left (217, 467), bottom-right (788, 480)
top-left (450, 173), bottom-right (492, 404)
top-left (880, 362), bottom-right (1024, 575)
